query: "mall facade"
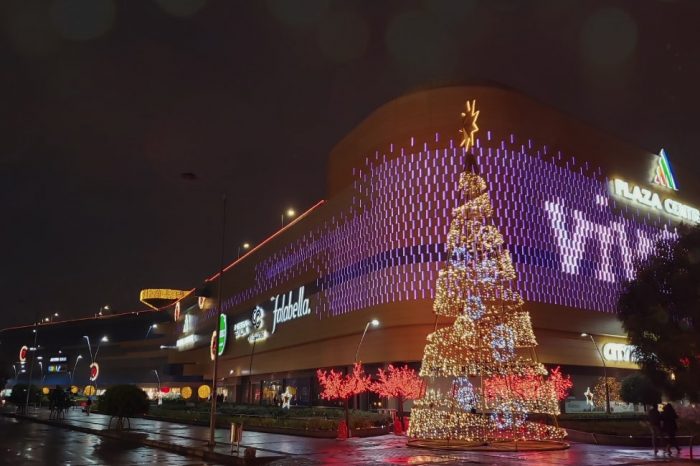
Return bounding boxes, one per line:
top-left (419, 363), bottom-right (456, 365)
top-left (4, 86), bottom-right (698, 412)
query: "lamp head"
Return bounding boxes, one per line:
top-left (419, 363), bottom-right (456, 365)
top-left (243, 242), bottom-right (251, 249)
top-left (101, 336), bottom-right (108, 342)
top-left (371, 319), bottom-right (380, 327)
top-left (286, 208), bottom-right (296, 217)
top-left (580, 332), bottom-right (589, 338)
top-left (152, 324), bottom-right (158, 329)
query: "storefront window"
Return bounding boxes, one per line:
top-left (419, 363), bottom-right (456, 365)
top-left (262, 380), bottom-right (281, 405)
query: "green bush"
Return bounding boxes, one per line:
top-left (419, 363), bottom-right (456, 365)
top-left (8, 384), bottom-right (41, 407)
top-left (100, 385), bottom-right (149, 429)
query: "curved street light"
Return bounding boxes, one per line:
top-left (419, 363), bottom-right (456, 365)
top-left (581, 332), bottom-right (611, 414)
top-left (70, 355), bottom-right (83, 387)
top-left (355, 319), bottom-right (380, 362)
top-left (145, 324), bottom-right (158, 339)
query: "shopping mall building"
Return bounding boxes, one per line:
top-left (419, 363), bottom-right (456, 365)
top-left (3, 85), bottom-right (698, 412)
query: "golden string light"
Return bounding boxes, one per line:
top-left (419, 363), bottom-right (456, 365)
top-left (409, 102), bottom-right (566, 445)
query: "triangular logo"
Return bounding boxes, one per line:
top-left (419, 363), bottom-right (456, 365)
top-left (652, 148), bottom-right (678, 190)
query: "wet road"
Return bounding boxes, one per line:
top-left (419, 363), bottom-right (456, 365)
top-left (0, 416), bottom-right (219, 466)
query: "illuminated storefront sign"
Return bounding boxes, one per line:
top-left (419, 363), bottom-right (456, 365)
top-left (89, 362), bottom-right (100, 381)
top-left (611, 179), bottom-right (699, 224)
top-left (48, 355), bottom-right (68, 373)
top-left (602, 343), bottom-right (637, 363)
top-left (176, 334), bottom-right (202, 350)
top-left (19, 346), bottom-right (28, 363)
top-left (233, 287), bottom-right (311, 344)
top-left (209, 315), bottom-right (227, 360)
top-left (611, 150), bottom-right (698, 224)
top-left (271, 286), bottom-right (311, 333)
top-left (139, 288), bottom-right (188, 310)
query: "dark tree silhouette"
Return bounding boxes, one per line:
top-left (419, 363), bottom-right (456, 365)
top-left (617, 226), bottom-right (700, 401)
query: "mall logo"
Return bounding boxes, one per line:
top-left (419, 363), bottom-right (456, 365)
top-left (652, 148), bottom-right (678, 191)
top-left (610, 149), bottom-right (699, 224)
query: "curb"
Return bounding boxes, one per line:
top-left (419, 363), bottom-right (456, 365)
top-left (1, 412), bottom-right (281, 465)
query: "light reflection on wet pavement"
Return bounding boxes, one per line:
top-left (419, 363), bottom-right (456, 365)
top-left (0, 416), bottom-right (215, 465)
top-left (1, 409), bottom-right (697, 465)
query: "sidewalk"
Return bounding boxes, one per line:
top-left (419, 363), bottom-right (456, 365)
top-left (2, 406), bottom-right (699, 465)
top-left (2, 406), bottom-right (285, 464)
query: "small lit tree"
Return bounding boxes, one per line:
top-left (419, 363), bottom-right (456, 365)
top-left (317, 362), bottom-right (371, 436)
top-left (593, 377), bottom-right (621, 410)
top-left (371, 364), bottom-right (423, 424)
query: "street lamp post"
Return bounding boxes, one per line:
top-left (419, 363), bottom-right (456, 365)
top-left (153, 370), bottom-right (162, 406)
top-left (208, 194), bottom-right (227, 447)
top-left (24, 326), bottom-right (38, 413)
top-left (145, 324), bottom-right (158, 339)
top-left (355, 319), bottom-right (380, 363)
top-left (70, 355), bottom-right (83, 387)
top-left (581, 332), bottom-right (611, 414)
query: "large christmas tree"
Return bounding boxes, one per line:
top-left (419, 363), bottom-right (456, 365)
top-left (408, 100), bottom-right (567, 448)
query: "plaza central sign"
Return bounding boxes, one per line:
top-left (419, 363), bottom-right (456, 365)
top-left (610, 149), bottom-right (700, 224)
top-left (611, 179), bottom-right (700, 224)
top-left (234, 286), bottom-right (312, 343)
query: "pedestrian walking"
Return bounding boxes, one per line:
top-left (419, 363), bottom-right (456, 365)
top-left (661, 403), bottom-right (681, 455)
top-left (647, 404), bottom-right (662, 454)
top-left (85, 396), bottom-right (92, 416)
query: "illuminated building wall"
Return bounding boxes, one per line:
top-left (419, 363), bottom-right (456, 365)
top-left (210, 134), bottom-right (674, 323)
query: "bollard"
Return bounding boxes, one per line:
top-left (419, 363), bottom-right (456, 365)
top-left (230, 422), bottom-right (243, 454)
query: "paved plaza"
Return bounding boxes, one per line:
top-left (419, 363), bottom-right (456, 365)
top-left (1, 407), bottom-right (698, 465)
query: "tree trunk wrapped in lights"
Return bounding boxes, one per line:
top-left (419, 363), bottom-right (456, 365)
top-left (408, 100), bottom-right (568, 448)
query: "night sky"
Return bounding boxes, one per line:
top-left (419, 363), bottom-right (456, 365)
top-left (1, 0), bottom-right (699, 328)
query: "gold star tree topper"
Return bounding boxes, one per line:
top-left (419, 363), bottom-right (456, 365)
top-left (459, 99), bottom-right (479, 152)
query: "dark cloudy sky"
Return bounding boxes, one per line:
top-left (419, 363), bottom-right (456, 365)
top-left (1, 0), bottom-right (698, 328)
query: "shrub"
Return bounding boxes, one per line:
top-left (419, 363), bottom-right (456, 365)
top-left (100, 385), bottom-right (149, 430)
top-left (8, 384), bottom-right (41, 408)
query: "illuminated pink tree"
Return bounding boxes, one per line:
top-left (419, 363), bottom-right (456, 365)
top-left (317, 362), bottom-right (371, 436)
top-left (371, 364), bottom-right (423, 423)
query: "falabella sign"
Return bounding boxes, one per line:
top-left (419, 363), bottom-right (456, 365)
top-left (234, 286), bottom-right (312, 343)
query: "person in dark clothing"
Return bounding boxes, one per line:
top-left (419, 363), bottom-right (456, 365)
top-left (662, 403), bottom-right (681, 455)
top-left (648, 405), bottom-right (662, 454)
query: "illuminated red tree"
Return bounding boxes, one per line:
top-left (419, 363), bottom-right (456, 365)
top-left (317, 362), bottom-right (371, 437)
top-left (371, 364), bottom-right (423, 423)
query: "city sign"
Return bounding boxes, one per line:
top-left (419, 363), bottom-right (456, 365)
top-left (602, 343), bottom-right (637, 363)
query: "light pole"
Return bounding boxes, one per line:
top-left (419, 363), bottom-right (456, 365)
top-left (153, 370), bottom-right (162, 405)
top-left (281, 208), bottom-right (296, 227)
top-left (145, 324), bottom-right (158, 339)
top-left (70, 355), bottom-right (83, 387)
top-left (208, 194), bottom-right (227, 447)
top-left (96, 305), bottom-right (109, 318)
top-left (581, 333), bottom-right (611, 414)
top-left (93, 336), bottom-right (108, 362)
top-left (24, 326), bottom-right (38, 413)
top-left (355, 319), bottom-right (380, 362)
